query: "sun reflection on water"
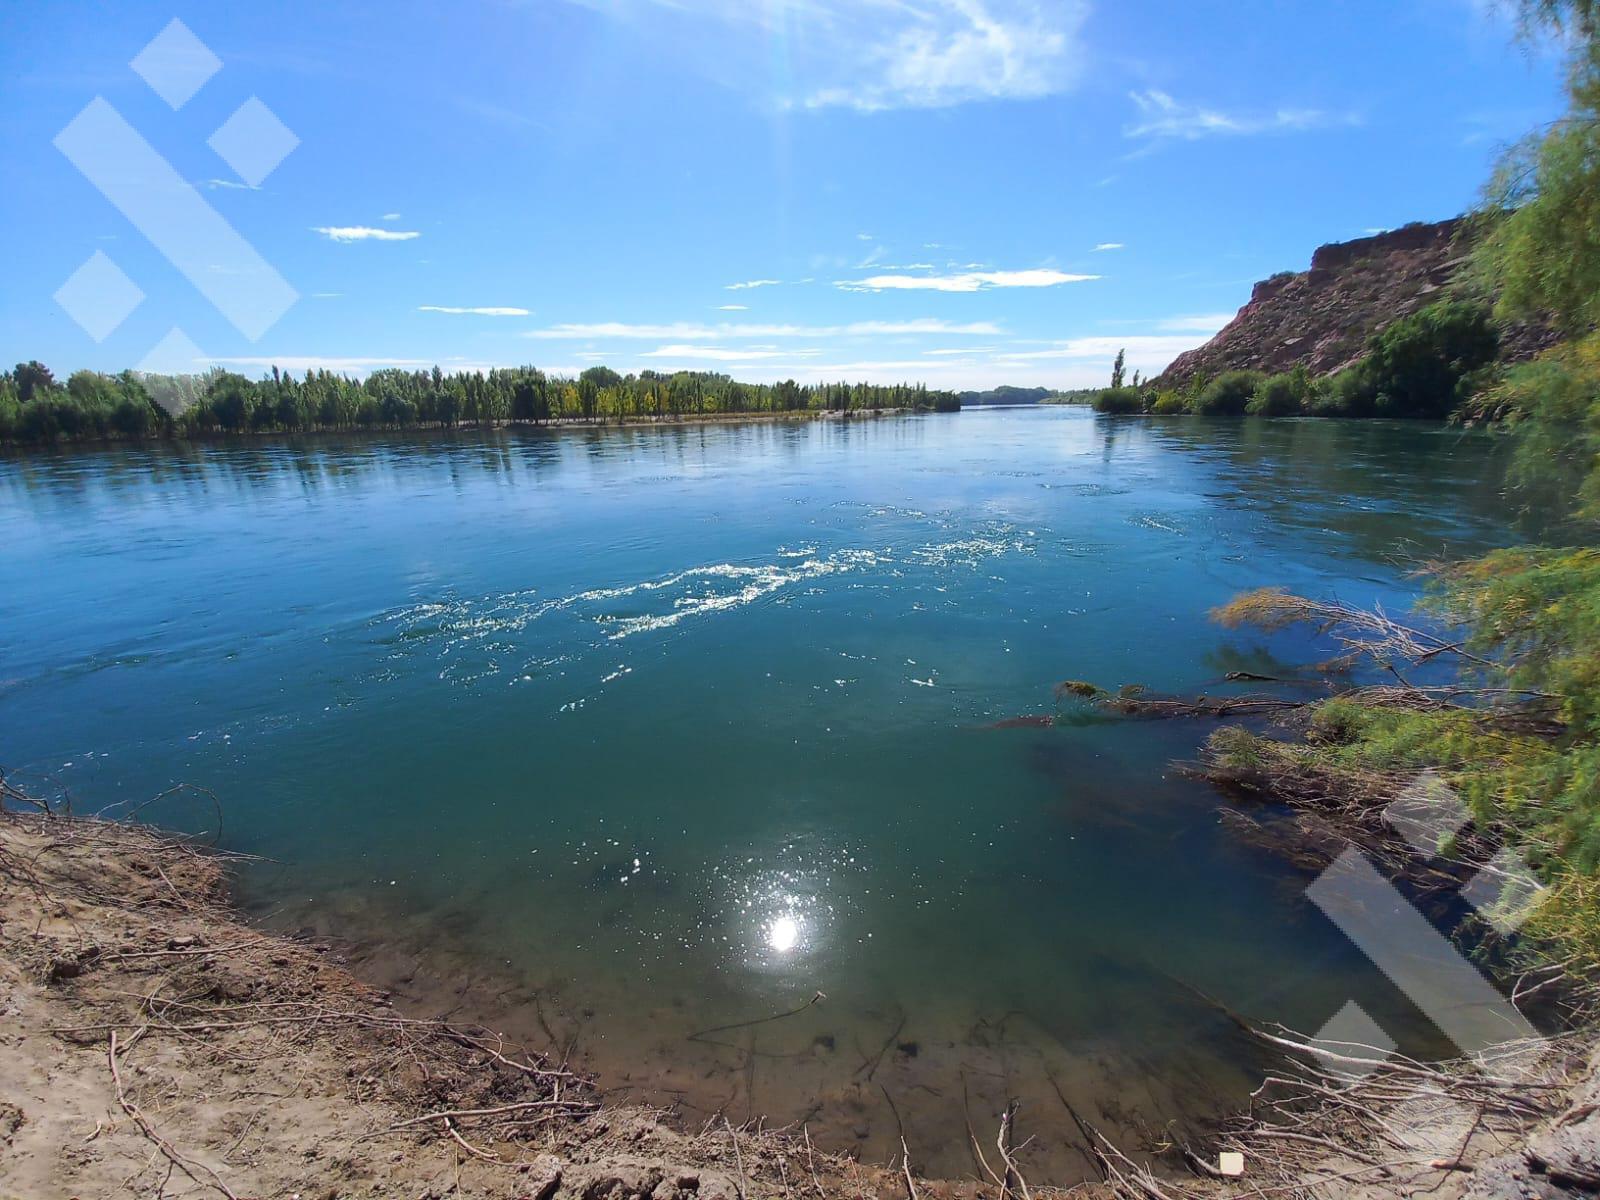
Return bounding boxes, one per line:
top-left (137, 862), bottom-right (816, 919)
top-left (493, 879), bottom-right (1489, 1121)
top-left (766, 913), bottom-right (801, 953)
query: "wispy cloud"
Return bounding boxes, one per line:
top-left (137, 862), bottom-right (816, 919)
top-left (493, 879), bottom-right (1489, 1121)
top-left (418, 305), bottom-right (531, 316)
top-left (381, 212), bottom-right (402, 221)
top-left (1092, 242), bottom-right (1124, 252)
top-left (202, 178), bottom-right (259, 191)
top-left (569, 0), bottom-right (1087, 112)
top-left (718, 304), bottom-right (749, 311)
top-left (992, 334), bottom-right (1213, 361)
top-left (840, 268), bottom-right (1097, 293)
top-left (314, 225), bottom-right (421, 243)
top-left (1157, 312), bottom-right (1234, 333)
top-left (802, 0), bottom-right (1089, 111)
top-left (525, 319), bottom-right (1002, 340)
top-left (726, 278), bottom-right (781, 291)
top-left (1125, 90), bottom-right (1358, 143)
top-left (206, 355), bottom-right (436, 371)
top-left (640, 345), bottom-right (799, 361)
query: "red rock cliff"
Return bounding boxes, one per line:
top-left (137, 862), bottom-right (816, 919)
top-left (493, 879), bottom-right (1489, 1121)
top-left (1155, 218), bottom-right (1553, 387)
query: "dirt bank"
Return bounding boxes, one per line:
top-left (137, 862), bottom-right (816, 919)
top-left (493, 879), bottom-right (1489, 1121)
top-left (0, 810), bottom-right (917, 1200)
top-left (2, 806), bottom-right (1596, 1199)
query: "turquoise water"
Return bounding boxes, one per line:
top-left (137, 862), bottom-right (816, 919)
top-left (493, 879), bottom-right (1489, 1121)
top-left (0, 409), bottom-right (1529, 1178)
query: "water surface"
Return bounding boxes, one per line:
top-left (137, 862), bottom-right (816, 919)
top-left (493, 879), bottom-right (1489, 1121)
top-left (0, 409), bottom-right (1528, 1179)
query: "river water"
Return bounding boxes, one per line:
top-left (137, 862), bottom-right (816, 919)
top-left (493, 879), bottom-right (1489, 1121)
top-left (0, 407), bottom-right (1533, 1179)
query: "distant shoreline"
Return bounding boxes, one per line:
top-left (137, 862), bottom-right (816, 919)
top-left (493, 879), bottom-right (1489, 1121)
top-left (0, 404), bottom-right (938, 454)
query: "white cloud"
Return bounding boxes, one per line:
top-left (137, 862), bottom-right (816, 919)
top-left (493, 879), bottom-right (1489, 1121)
top-left (1092, 242), bottom-right (1124, 252)
top-left (640, 345), bottom-right (800, 361)
top-left (841, 268), bottom-right (1097, 292)
top-left (801, 0), bottom-right (1088, 111)
top-left (381, 212), bottom-right (402, 221)
top-left (993, 336), bottom-right (1201, 360)
top-left (205, 355), bottom-right (435, 371)
top-left (525, 318), bottom-right (1002, 339)
top-left (570, 0), bottom-right (1087, 113)
top-left (1157, 312), bottom-right (1234, 334)
top-left (418, 305), bottom-right (531, 316)
top-left (1126, 90), bottom-right (1358, 142)
top-left (726, 278), bottom-right (781, 290)
top-left (314, 225), bottom-right (421, 242)
top-left (203, 178), bottom-right (259, 191)
top-left (717, 304), bottom-right (749, 311)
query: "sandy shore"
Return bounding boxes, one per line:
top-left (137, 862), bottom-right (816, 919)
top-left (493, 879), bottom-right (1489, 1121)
top-left (2, 806), bottom-right (1595, 1199)
top-left (0, 811), bottom-right (913, 1200)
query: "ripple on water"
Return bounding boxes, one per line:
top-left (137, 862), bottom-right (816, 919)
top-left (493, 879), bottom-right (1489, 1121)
top-left (367, 524), bottom-right (1036, 690)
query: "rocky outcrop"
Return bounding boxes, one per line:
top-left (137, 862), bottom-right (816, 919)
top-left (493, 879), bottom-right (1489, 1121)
top-left (1156, 217), bottom-right (1557, 388)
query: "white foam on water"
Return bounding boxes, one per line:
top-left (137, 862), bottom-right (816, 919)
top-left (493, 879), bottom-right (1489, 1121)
top-left (372, 521), bottom-right (1036, 684)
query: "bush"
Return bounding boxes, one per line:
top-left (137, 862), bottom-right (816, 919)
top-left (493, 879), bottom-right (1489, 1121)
top-left (1191, 370), bottom-right (1265, 415)
top-left (1247, 372), bottom-right (1307, 416)
top-left (1150, 390), bottom-right (1186, 414)
top-left (1365, 300), bottom-right (1499, 418)
top-left (1307, 365), bottom-right (1377, 417)
top-left (1091, 387), bottom-right (1145, 414)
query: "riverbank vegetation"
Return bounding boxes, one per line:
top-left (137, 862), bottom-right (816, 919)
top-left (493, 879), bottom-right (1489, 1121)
top-left (1183, 0), bottom-right (1600, 978)
top-left (1091, 297), bottom-right (1504, 418)
top-left (0, 362), bottom-right (959, 446)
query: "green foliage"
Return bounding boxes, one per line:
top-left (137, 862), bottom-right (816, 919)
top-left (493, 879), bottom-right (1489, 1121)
top-left (1296, 302), bottom-right (1500, 418)
top-left (12, 360), bottom-right (54, 403)
top-left (1091, 386), bottom-right (1145, 414)
top-left (1475, 333), bottom-right (1600, 518)
top-left (1307, 366), bottom-right (1375, 417)
top-left (1208, 16), bottom-right (1600, 964)
top-left (1428, 548), bottom-right (1600, 737)
top-left (0, 361), bottom-right (961, 446)
top-left (1149, 390), bottom-right (1186, 414)
top-left (1110, 348), bottom-right (1126, 390)
top-left (1246, 369), bottom-right (1310, 416)
top-left (1190, 370), bottom-right (1265, 415)
top-left (1364, 300), bottom-right (1498, 417)
top-left (0, 376), bottom-right (18, 441)
top-left (1478, 114), bottom-right (1600, 335)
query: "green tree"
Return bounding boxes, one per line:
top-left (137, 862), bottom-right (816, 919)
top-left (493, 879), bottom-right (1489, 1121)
top-left (12, 361), bottom-right (56, 403)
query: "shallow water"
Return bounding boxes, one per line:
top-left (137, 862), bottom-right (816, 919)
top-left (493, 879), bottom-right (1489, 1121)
top-left (0, 409), bottom-right (1533, 1178)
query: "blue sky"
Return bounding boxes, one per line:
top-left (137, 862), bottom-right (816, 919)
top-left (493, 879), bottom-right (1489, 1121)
top-left (0, 0), bottom-right (1567, 390)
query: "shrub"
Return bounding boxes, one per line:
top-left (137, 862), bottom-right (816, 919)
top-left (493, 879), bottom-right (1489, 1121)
top-left (1247, 372), bottom-right (1306, 416)
top-left (1150, 390), bottom-right (1186, 414)
top-left (1091, 387), bottom-right (1145, 414)
top-left (1308, 365), bottom-right (1377, 417)
top-left (1365, 300), bottom-right (1499, 418)
top-left (1191, 370), bottom-right (1265, 415)
top-left (0, 379), bottom-right (18, 441)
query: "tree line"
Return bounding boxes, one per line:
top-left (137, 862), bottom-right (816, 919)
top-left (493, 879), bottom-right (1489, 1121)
top-left (0, 362), bottom-right (959, 445)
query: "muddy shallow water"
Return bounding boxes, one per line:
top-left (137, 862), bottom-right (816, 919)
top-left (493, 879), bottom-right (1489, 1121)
top-left (0, 408), bottom-right (1537, 1179)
